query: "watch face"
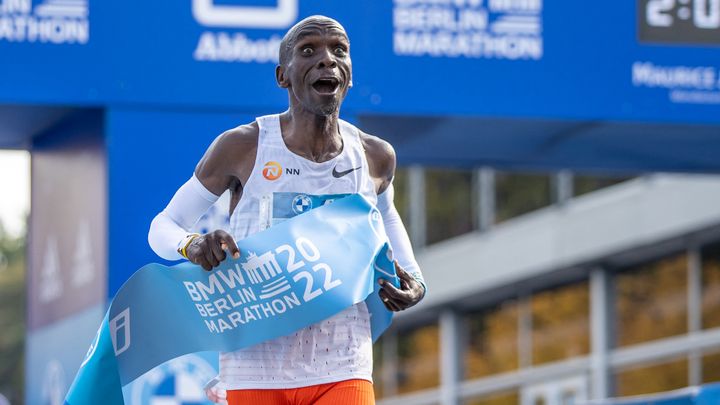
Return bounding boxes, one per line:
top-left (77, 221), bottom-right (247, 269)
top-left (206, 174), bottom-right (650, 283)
top-left (638, 0), bottom-right (720, 45)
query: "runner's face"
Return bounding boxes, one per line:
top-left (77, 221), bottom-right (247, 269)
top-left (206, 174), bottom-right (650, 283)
top-left (285, 22), bottom-right (352, 115)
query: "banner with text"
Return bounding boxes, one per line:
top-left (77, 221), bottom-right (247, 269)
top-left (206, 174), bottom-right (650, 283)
top-left (64, 194), bottom-right (399, 405)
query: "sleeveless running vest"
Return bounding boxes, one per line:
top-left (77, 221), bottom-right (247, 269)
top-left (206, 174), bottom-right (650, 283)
top-left (220, 114), bottom-right (377, 389)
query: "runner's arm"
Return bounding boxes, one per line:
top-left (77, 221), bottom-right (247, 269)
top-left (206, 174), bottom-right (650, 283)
top-left (376, 183), bottom-right (427, 293)
top-left (148, 174), bottom-right (220, 260)
top-left (361, 132), bottom-right (426, 310)
top-left (148, 126), bottom-right (254, 267)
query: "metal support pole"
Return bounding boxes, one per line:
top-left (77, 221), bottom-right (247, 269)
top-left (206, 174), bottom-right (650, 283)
top-left (408, 165), bottom-right (426, 248)
top-left (553, 170), bottom-right (573, 205)
top-left (440, 310), bottom-right (460, 405)
top-left (473, 167), bottom-right (495, 231)
top-left (688, 248), bottom-right (702, 385)
top-left (518, 296), bottom-right (533, 369)
top-left (382, 331), bottom-right (399, 397)
top-left (590, 267), bottom-right (610, 400)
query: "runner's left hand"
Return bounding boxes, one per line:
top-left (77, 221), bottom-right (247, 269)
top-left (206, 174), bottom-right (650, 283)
top-left (379, 262), bottom-right (425, 312)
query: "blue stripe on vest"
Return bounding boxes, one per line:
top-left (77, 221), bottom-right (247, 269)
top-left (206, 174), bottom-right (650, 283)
top-left (65, 194), bottom-right (398, 405)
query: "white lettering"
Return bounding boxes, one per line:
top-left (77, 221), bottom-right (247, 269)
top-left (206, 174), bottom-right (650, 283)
top-left (199, 291), bottom-right (304, 333)
top-left (284, 292), bottom-right (301, 309)
top-left (0, 0), bottom-right (31, 14)
top-left (204, 319), bottom-right (219, 333)
top-left (489, 0), bottom-right (541, 12)
top-left (228, 311), bottom-right (244, 327)
top-left (217, 264), bottom-right (247, 288)
top-left (295, 237), bottom-right (321, 262)
top-left (217, 318), bottom-right (232, 333)
top-left (394, 6), bottom-right (488, 30)
top-left (276, 244), bottom-right (305, 273)
top-left (293, 271), bottom-right (322, 302)
top-left (203, 302), bottom-right (218, 317)
top-left (260, 301), bottom-right (274, 317)
top-left (393, 0), bottom-right (542, 60)
top-left (194, 32), bottom-right (280, 64)
top-left (0, 15), bottom-right (88, 44)
top-left (244, 306), bottom-right (258, 322)
top-left (242, 287), bottom-right (257, 303)
top-left (314, 263), bottom-right (342, 291)
top-left (669, 90), bottom-right (720, 104)
top-left (213, 297), bottom-right (231, 314)
top-left (195, 274), bottom-right (226, 300)
top-left (394, 31), bottom-right (541, 59)
top-left (184, 281), bottom-right (203, 301)
top-left (271, 298), bottom-right (287, 314)
top-left (633, 62), bottom-right (717, 90)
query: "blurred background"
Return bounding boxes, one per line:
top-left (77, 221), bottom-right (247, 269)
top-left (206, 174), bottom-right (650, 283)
top-left (1, 0), bottom-right (720, 404)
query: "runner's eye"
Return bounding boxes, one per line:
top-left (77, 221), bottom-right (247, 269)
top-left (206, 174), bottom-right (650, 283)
top-left (334, 47), bottom-right (347, 56)
top-left (301, 47), bottom-right (313, 56)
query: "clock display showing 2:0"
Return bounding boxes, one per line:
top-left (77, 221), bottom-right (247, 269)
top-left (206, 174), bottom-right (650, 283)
top-left (639, 0), bottom-right (720, 44)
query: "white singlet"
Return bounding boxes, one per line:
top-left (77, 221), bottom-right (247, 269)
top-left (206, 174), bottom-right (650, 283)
top-left (220, 114), bottom-right (377, 390)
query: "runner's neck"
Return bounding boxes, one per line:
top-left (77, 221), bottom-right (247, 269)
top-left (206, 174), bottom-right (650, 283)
top-left (280, 110), bottom-right (343, 163)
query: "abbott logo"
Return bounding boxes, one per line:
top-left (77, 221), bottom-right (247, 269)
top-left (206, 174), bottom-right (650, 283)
top-left (110, 308), bottom-right (131, 356)
top-left (192, 0), bottom-right (298, 29)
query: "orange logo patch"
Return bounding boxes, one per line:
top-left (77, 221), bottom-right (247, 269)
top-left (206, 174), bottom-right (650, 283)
top-left (262, 161), bottom-right (282, 180)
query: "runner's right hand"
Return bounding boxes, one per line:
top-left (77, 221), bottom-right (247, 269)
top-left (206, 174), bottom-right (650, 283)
top-left (186, 230), bottom-right (241, 271)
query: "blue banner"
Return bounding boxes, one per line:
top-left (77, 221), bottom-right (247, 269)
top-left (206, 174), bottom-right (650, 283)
top-left (64, 194), bottom-right (399, 405)
top-left (1, 0), bottom-right (719, 123)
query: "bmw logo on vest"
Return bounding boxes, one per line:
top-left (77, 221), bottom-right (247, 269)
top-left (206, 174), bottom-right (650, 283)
top-left (292, 194), bottom-right (313, 215)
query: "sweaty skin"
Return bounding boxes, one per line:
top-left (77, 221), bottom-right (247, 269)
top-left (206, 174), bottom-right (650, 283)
top-left (186, 16), bottom-right (424, 312)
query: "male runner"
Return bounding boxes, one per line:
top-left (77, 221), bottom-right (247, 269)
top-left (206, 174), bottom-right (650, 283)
top-left (148, 15), bottom-right (425, 405)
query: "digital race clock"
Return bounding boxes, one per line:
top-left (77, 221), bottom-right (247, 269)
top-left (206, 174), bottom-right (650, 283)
top-left (639, 0), bottom-right (720, 44)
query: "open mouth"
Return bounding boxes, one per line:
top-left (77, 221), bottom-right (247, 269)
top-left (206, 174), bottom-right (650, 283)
top-left (312, 77), bottom-right (340, 95)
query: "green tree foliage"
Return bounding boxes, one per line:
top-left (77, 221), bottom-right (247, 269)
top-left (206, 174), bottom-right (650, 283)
top-left (0, 221), bottom-right (25, 405)
top-left (425, 168), bottom-right (473, 244)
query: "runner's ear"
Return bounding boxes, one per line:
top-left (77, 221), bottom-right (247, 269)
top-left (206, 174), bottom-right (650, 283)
top-left (276, 65), bottom-right (289, 88)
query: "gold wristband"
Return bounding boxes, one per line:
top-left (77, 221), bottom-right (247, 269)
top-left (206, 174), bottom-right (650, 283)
top-left (177, 233), bottom-right (200, 259)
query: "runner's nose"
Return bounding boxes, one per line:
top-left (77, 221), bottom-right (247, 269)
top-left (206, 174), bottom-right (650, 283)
top-left (316, 48), bottom-right (337, 69)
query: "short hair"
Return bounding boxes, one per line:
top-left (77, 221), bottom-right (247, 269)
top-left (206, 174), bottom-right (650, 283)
top-left (279, 15), bottom-right (347, 66)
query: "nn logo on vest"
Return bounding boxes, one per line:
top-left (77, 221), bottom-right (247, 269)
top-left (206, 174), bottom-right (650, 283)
top-left (262, 161), bottom-right (300, 181)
